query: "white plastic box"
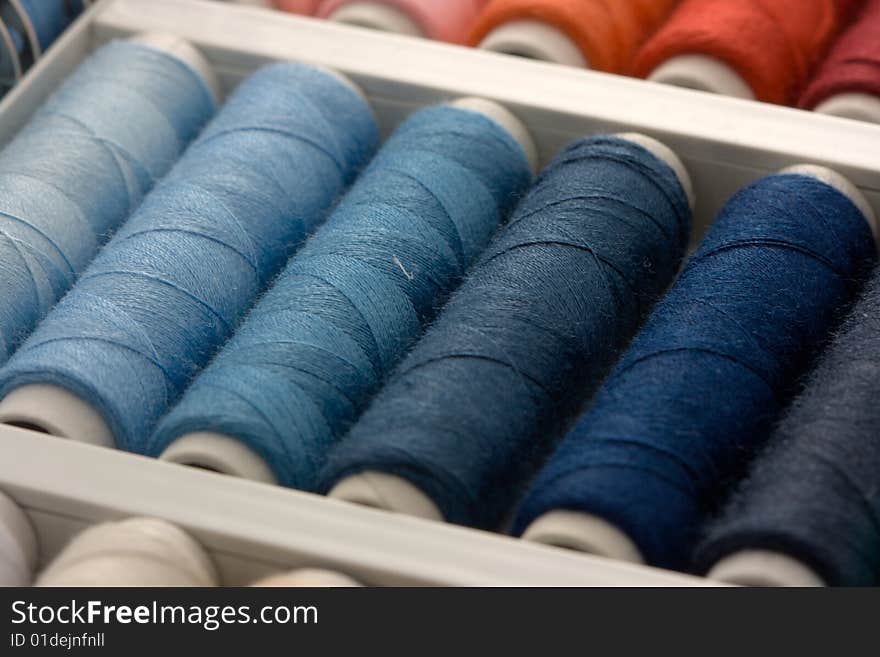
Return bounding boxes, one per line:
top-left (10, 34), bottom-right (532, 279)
top-left (0, 0), bottom-right (878, 586)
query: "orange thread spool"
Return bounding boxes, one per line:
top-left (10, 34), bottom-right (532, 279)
top-left (469, 0), bottom-right (679, 72)
top-left (632, 0), bottom-right (864, 104)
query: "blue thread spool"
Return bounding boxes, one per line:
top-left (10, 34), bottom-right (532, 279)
top-left (0, 33), bottom-right (218, 433)
top-left (321, 134), bottom-right (694, 527)
top-left (0, 63), bottom-right (378, 452)
top-left (149, 98), bottom-right (536, 487)
top-left (698, 239), bottom-right (880, 588)
top-left (514, 166), bottom-right (878, 570)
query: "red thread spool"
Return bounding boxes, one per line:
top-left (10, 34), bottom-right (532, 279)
top-left (800, 0), bottom-right (880, 121)
top-left (633, 0), bottom-right (864, 104)
top-left (469, 0), bottom-right (679, 71)
top-left (274, 0), bottom-right (321, 13)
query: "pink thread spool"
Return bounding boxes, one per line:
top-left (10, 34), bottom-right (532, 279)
top-left (317, 0), bottom-right (486, 43)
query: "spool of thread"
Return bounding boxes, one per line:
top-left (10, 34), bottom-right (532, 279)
top-left (150, 98), bottom-right (535, 488)
top-left (0, 490), bottom-right (37, 586)
top-left (252, 569), bottom-right (362, 587)
top-left (37, 517), bottom-right (218, 587)
top-left (274, 0), bottom-right (322, 13)
top-left (12, 0), bottom-right (76, 55)
top-left (696, 265), bottom-right (880, 587)
top-left (634, 0), bottom-right (861, 104)
top-left (317, 0), bottom-right (486, 43)
top-left (470, 0), bottom-right (679, 69)
top-left (514, 166), bottom-right (878, 571)
top-left (801, 0), bottom-right (880, 123)
top-left (0, 63), bottom-right (379, 451)
top-left (0, 34), bottom-right (216, 376)
top-left (323, 134), bottom-right (694, 528)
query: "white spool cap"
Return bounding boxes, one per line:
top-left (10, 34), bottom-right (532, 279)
top-left (0, 490), bottom-right (37, 586)
top-left (329, 132), bottom-right (687, 525)
top-left (0, 384), bottom-right (115, 447)
top-left (450, 96), bottom-right (538, 173)
top-left (328, 471), bottom-right (444, 520)
top-left (37, 517), bottom-right (218, 587)
top-left (252, 568), bottom-right (362, 587)
top-left (648, 55), bottom-right (755, 100)
top-left (328, 2), bottom-right (424, 37)
top-left (615, 132), bottom-right (695, 210)
top-left (478, 20), bottom-right (588, 67)
top-left (708, 550), bottom-right (826, 587)
top-left (161, 432), bottom-right (278, 484)
top-left (522, 510), bottom-right (644, 563)
top-left (813, 92), bottom-right (880, 125)
top-left (781, 164), bottom-right (879, 248)
top-left (130, 32), bottom-right (221, 105)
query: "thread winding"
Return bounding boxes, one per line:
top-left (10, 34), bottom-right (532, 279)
top-left (696, 266), bottom-right (880, 586)
top-left (633, 0), bottom-right (862, 104)
top-left (150, 103), bottom-right (532, 489)
top-left (0, 63), bottom-right (378, 450)
top-left (470, 0), bottom-right (679, 72)
top-left (800, 0), bottom-right (880, 109)
top-left (321, 136), bottom-right (692, 529)
top-left (0, 39), bottom-right (215, 363)
top-left (319, 0), bottom-right (487, 42)
top-left (514, 173), bottom-right (876, 570)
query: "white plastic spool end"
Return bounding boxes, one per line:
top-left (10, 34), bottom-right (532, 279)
top-left (780, 164), bottom-right (879, 248)
top-left (37, 517), bottom-right (218, 587)
top-left (160, 432), bottom-right (278, 484)
top-left (130, 32), bottom-right (221, 104)
top-left (328, 471), bottom-right (444, 521)
top-left (648, 55), bottom-right (755, 100)
top-left (0, 384), bottom-right (114, 447)
top-left (522, 510), bottom-right (645, 564)
top-left (450, 96), bottom-right (538, 173)
top-left (478, 20), bottom-right (587, 68)
top-left (252, 568), bottom-right (362, 587)
top-left (615, 132), bottom-right (695, 210)
top-left (0, 490), bottom-right (37, 586)
top-left (328, 2), bottom-right (424, 37)
top-left (813, 93), bottom-right (880, 125)
top-left (708, 550), bottom-right (826, 587)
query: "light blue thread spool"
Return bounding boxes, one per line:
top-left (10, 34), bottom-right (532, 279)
top-left (150, 98), bottom-right (536, 486)
top-left (0, 63), bottom-right (378, 450)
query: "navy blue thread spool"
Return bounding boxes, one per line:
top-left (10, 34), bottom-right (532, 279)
top-left (321, 133), bottom-right (694, 527)
top-left (0, 33), bottom-right (217, 365)
top-left (0, 33), bottom-right (218, 439)
top-left (514, 165), bottom-right (878, 570)
top-left (698, 241), bottom-right (880, 588)
top-left (148, 98), bottom-right (536, 486)
top-left (0, 63), bottom-right (379, 454)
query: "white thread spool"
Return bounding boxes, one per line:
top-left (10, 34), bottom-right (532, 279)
top-left (648, 55), bottom-right (755, 99)
top-left (814, 93), bottom-right (880, 125)
top-left (327, 2), bottom-right (424, 37)
top-left (0, 32), bottom-right (220, 448)
top-left (329, 133), bottom-right (693, 523)
top-left (37, 517), bottom-right (218, 587)
top-left (478, 20), bottom-right (587, 67)
top-left (252, 568), bottom-right (362, 587)
top-left (160, 96), bottom-right (537, 483)
top-left (0, 490), bottom-right (37, 586)
top-left (525, 164), bottom-right (876, 579)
